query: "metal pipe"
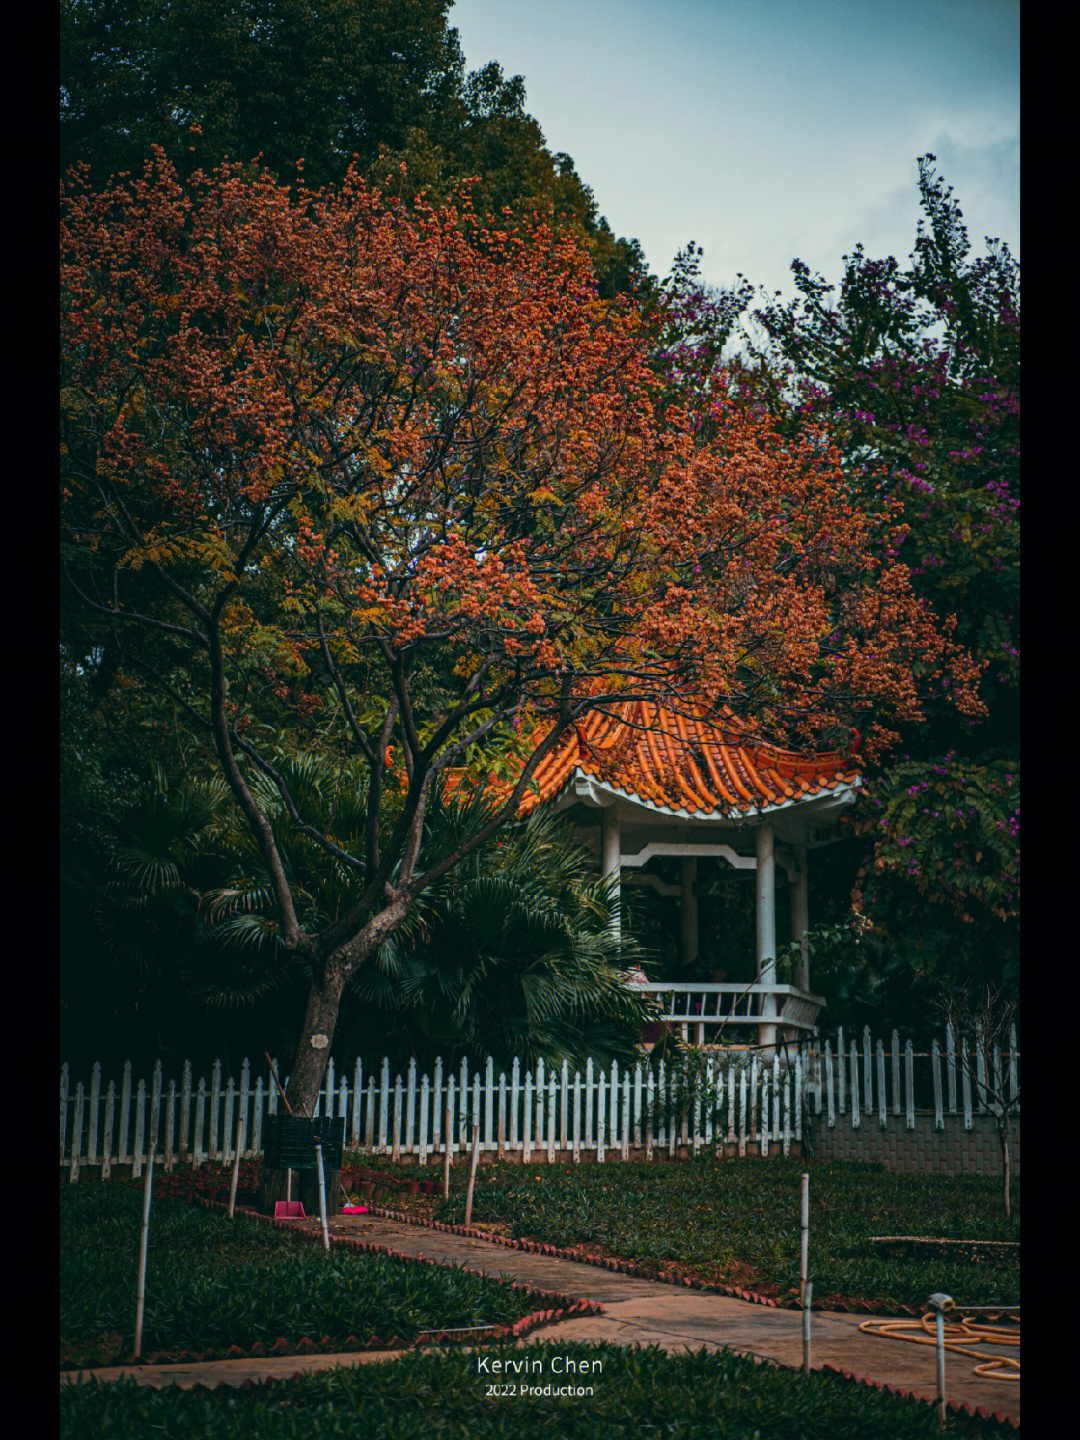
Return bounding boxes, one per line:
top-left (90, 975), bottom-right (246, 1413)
top-left (315, 1142), bottom-right (330, 1251)
top-left (800, 1171), bottom-right (809, 1306)
top-left (802, 1281), bottom-right (813, 1374)
top-left (927, 1292), bottom-right (954, 1431)
top-left (132, 1142), bottom-right (156, 1361)
top-left (228, 1115), bottom-right (244, 1218)
top-left (464, 1123), bottom-right (481, 1226)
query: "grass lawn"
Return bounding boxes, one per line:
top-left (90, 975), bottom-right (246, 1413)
top-left (60, 1183), bottom-right (538, 1367)
top-left (60, 1341), bottom-right (1006, 1438)
top-left (346, 1156), bottom-right (1019, 1311)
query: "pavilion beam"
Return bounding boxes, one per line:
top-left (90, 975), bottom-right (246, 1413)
top-left (792, 841), bottom-right (809, 992)
top-left (680, 857), bottom-right (698, 971)
top-left (601, 807), bottom-right (621, 939)
top-left (756, 821), bottom-right (777, 1051)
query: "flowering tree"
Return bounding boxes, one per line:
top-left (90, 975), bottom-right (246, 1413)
top-left (61, 154), bottom-right (981, 1111)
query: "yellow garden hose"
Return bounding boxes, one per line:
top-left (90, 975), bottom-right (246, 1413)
top-left (858, 1311), bottom-right (1020, 1381)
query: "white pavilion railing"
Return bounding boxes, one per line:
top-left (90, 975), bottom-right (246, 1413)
top-left (58, 1023), bottom-right (1017, 1178)
top-left (636, 981), bottom-right (825, 1042)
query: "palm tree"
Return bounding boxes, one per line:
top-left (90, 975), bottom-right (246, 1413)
top-left (78, 757), bottom-right (656, 1072)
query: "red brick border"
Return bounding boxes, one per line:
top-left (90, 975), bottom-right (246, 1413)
top-left (364, 1203), bottom-right (1002, 1320)
top-left (820, 1363), bottom-right (1019, 1430)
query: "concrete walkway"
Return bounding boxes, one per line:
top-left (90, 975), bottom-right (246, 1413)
top-left (61, 1213), bottom-right (1019, 1423)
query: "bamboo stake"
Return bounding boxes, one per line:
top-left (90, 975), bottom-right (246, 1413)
top-left (228, 1116), bottom-right (244, 1218)
top-left (464, 1123), bottom-right (481, 1227)
top-left (132, 1142), bottom-right (156, 1361)
top-left (265, 1053), bottom-right (294, 1115)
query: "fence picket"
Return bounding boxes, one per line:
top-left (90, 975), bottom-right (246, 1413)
top-left (60, 1063), bottom-right (70, 1164)
top-left (573, 1069), bottom-right (582, 1162)
top-left (849, 1043), bottom-right (860, 1129)
top-left (378, 1059), bottom-right (390, 1152)
top-left (252, 1079), bottom-right (264, 1157)
top-left (351, 1061), bottom-right (363, 1148)
top-left (510, 1058), bottom-right (520, 1153)
top-left (876, 1042), bottom-right (887, 1129)
top-left (70, 1083), bottom-right (84, 1183)
top-left (392, 1073), bottom-right (403, 1162)
top-left (419, 1074), bottom-right (430, 1165)
top-left (931, 1040), bottom-right (944, 1130)
top-left (223, 1078), bottom-right (235, 1163)
top-left (207, 1061), bottom-right (221, 1161)
top-left (824, 1041), bottom-right (835, 1128)
top-left (961, 1039), bottom-right (973, 1128)
top-left (561, 1059), bottom-right (569, 1151)
top-left (164, 1080), bottom-right (176, 1169)
top-left (891, 1031), bottom-right (901, 1117)
top-left (132, 1079), bottom-right (146, 1177)
top-left (904, 1041), bottom-right (915, 1130)
top-left (194, 1077), bottom-right (207, 1165)
top-left (863, 1026), bottom-right (873, 1114)
top-left (87, 1063), bottom-right (101, 1165)
top-left (727, 1065), bottom-right (736, 1145)
top-left (945, 1023), bottom-right (957, 1113)
top-left (101, 1081), bottom-right (115, 1180)
top-left (119, 1062), bottom-right (132, 1165)
top-left (405, 1060), bottom-right (416, 1154)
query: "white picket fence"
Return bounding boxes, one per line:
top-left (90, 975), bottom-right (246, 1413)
top-left (58, 1024), bottom-right (1018, 1180)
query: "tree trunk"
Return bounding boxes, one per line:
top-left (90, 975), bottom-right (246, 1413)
top-left (284, 899), bottom-right (413, 1116)
top-left (285, 968), bottom-right (347, 1116)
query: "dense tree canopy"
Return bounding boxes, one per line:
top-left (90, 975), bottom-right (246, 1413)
top-left (60, 154), bottom-right (980, 1103)
top-left (60, 0), bottom-right (646, 296)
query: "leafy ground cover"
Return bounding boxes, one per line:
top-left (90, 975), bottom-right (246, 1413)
top-left (345, 1156), bottom-right (1019, 1311)
top-left (59, 1341), bottom-right (1008, 1438)
top-left (60, 1183), bottom-right (537, 1367)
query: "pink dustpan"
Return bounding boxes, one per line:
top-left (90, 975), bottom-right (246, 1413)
top-left (341, 1204), bottom-right (369, 1215)
top-left (274, 1200), bottom-right (306, 1218)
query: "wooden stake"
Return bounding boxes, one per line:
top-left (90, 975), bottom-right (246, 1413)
top-left (464, 1123), bottom-right (481, 1227)
top-left (228, 1115), bottom-right (244, 1218)
top-left (265, 1053), bottom-right (294, 1115)
top-left (132, 1143), bottom-right (156, 1361)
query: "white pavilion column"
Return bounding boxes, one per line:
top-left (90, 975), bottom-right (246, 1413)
top-left (680, 857), bottom-right (699, 970)
top-left (756, 821), bottom-right (777, 1050)
top-left (600, 807), bottom-right (621, 939)
top-left (792, 842), bottom-right (809, 992)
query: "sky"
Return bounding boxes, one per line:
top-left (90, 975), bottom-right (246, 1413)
top-left (449, 0), bottom-right (1019, 299)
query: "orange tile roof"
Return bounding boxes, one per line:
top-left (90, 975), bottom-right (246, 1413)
top-left (511, 699), bottom-right (859, 819)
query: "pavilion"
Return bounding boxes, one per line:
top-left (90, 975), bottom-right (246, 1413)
top-left (515, 698), bottom-right (860, 1049)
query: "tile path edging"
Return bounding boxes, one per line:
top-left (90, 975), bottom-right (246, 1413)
top-left (820, 1362), bottom-right (1020, 1431)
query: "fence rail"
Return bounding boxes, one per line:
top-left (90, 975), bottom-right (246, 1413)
top-left (58, 1024), bottom-right (1018, 1179)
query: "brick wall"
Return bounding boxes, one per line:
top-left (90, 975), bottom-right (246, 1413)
top-left (806, 1109), bottom-right (1020, 1176)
